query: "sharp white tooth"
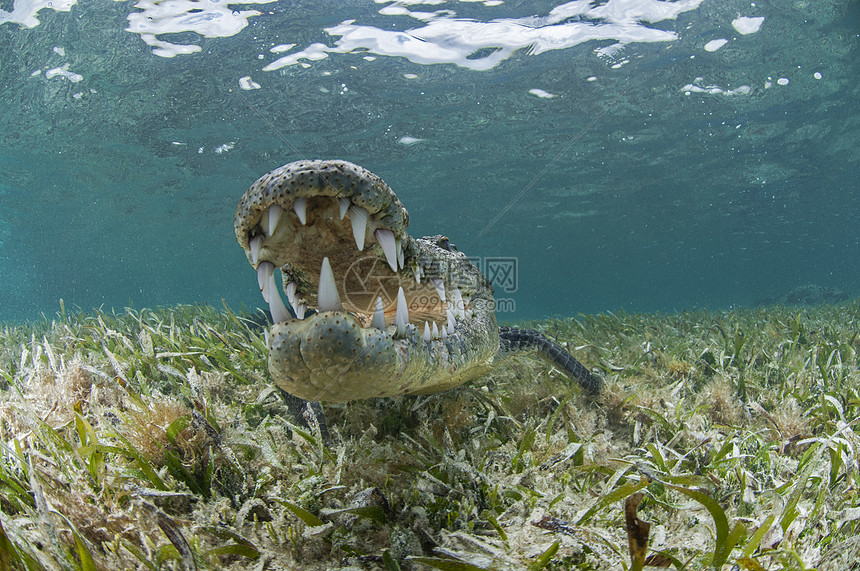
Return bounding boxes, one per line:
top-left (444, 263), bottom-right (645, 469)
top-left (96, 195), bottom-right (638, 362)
top-left (412, 266), bottom-right (421, 284)
top-left (264, 328), bottom-right (270, 348)
top-left (290, 294), bottom-right (302, 316)
top-left (268, 205), bottom-right (284, 235)
top-left (395, 286), bottom-right (409, 337)
top-left (293, 197), bottom-right (307, 225)
top-left (249, 235), bottom-right (262, 265)
top-left (371, 297), bottom-right (385, 330)
top-left (430, 278), bottom-right (446, 303)
top-left (396, 237), bottom-right (404, 269)
top-left (257, 262), bottom-right (288, 323)
top-left (268, 286), bottom-right (290, 323)
top-left (451, 287), bottom-right (465, 319)
top-left (441, 323), bottom-right (447, 340)
top-left (447, 307), bottom-right (455, 335)
top-left (375, 229), bottom-right (397, 272)
top-left (268, 269), bottom-right (280, 302)
top-left (285, 281), bottom-right (297, 305)
top-left (339, 198), bottom-right (350, 220)
top-left (431, 322), bottom-right (439, 340)
top-left (349, 206), bottom-right (368, 251)
top-left (257, 261), bottom-right (274, 303)
top-left (317, 257), bottom-right (342, 312)
top-left (423, 321), bottom-right (431, 342)
top-left (295, 302), bottom-right (306, 319)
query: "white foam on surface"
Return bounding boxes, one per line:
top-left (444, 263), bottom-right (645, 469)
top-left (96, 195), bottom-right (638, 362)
top-left (125, 0), bottom-right (276, 58)
top-left (595, 42), bottom-right (626, 60)
top-left (45, 63), bottom-right (83, 82)
top-left (271, 44), bottom-right (296, 53)
top-left (528, 88), bottom-right (556, 99)
top-left (704, 38), bottom-right (727, 52)
top-left (0, 0), bottom-right (76, 29)
top-left (682, 77), bottom-right (750, 96)
top-left (264, 0), bottom-right (704, 71)
top-left (732, 16), bottom-right (764, 35)
top-left (375, 0), bottom-right (447, 5)
top-left (398, 136), bottom-right (424, 145)
top-left (239, 76), bottom-right (261, 90)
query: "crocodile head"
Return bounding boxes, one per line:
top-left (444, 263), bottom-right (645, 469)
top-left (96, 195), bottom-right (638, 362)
top-left (234, 160), bottom-right (499, 402)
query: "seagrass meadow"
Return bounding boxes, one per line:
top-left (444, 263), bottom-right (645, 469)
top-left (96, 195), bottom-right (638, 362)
top-left (0, 301), bottom-right (858, 570)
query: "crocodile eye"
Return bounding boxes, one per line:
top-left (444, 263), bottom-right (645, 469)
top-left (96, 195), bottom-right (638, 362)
top-left (437, 237), bottom-right (452, 251)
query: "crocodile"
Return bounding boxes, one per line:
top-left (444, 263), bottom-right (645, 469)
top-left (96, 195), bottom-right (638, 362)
top-left (234, 159), bottom-right (601, 404)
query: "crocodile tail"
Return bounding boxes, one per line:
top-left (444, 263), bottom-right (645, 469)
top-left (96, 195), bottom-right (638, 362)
top-left (498, 326), bottom-right (602, 395)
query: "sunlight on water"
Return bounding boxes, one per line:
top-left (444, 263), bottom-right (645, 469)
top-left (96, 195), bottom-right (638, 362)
top-left (0, 0), bottom-right (76, 28)
top-left (264, 0), bottom-right (703, 71)
top-left (125, 0), bottom-right (277, 57)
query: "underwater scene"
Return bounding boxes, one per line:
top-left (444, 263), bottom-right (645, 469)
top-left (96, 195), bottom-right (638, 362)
top-left (1, 0), bottom-right (859, 569)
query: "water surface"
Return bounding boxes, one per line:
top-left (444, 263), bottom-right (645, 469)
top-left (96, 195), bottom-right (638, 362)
top-left (1, 0), bottom-right (857, 322)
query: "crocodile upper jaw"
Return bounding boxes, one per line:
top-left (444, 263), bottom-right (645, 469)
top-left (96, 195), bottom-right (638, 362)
top-left (234, 160), bottom-right (493, 402)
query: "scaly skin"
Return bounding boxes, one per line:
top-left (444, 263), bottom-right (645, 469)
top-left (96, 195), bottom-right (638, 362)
top-left (235, 160), bottom-right (499, 402)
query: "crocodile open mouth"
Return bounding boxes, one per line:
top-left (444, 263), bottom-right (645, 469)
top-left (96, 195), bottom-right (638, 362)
top-left (234, 160), bottom-right (497, 402)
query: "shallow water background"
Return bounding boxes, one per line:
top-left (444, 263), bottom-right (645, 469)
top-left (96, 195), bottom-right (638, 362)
top-left (0, 0), bottom-right (857, 323)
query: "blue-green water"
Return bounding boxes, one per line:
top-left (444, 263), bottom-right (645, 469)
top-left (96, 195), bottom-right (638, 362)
top-left (1, 0), bottom-right (857, 323)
